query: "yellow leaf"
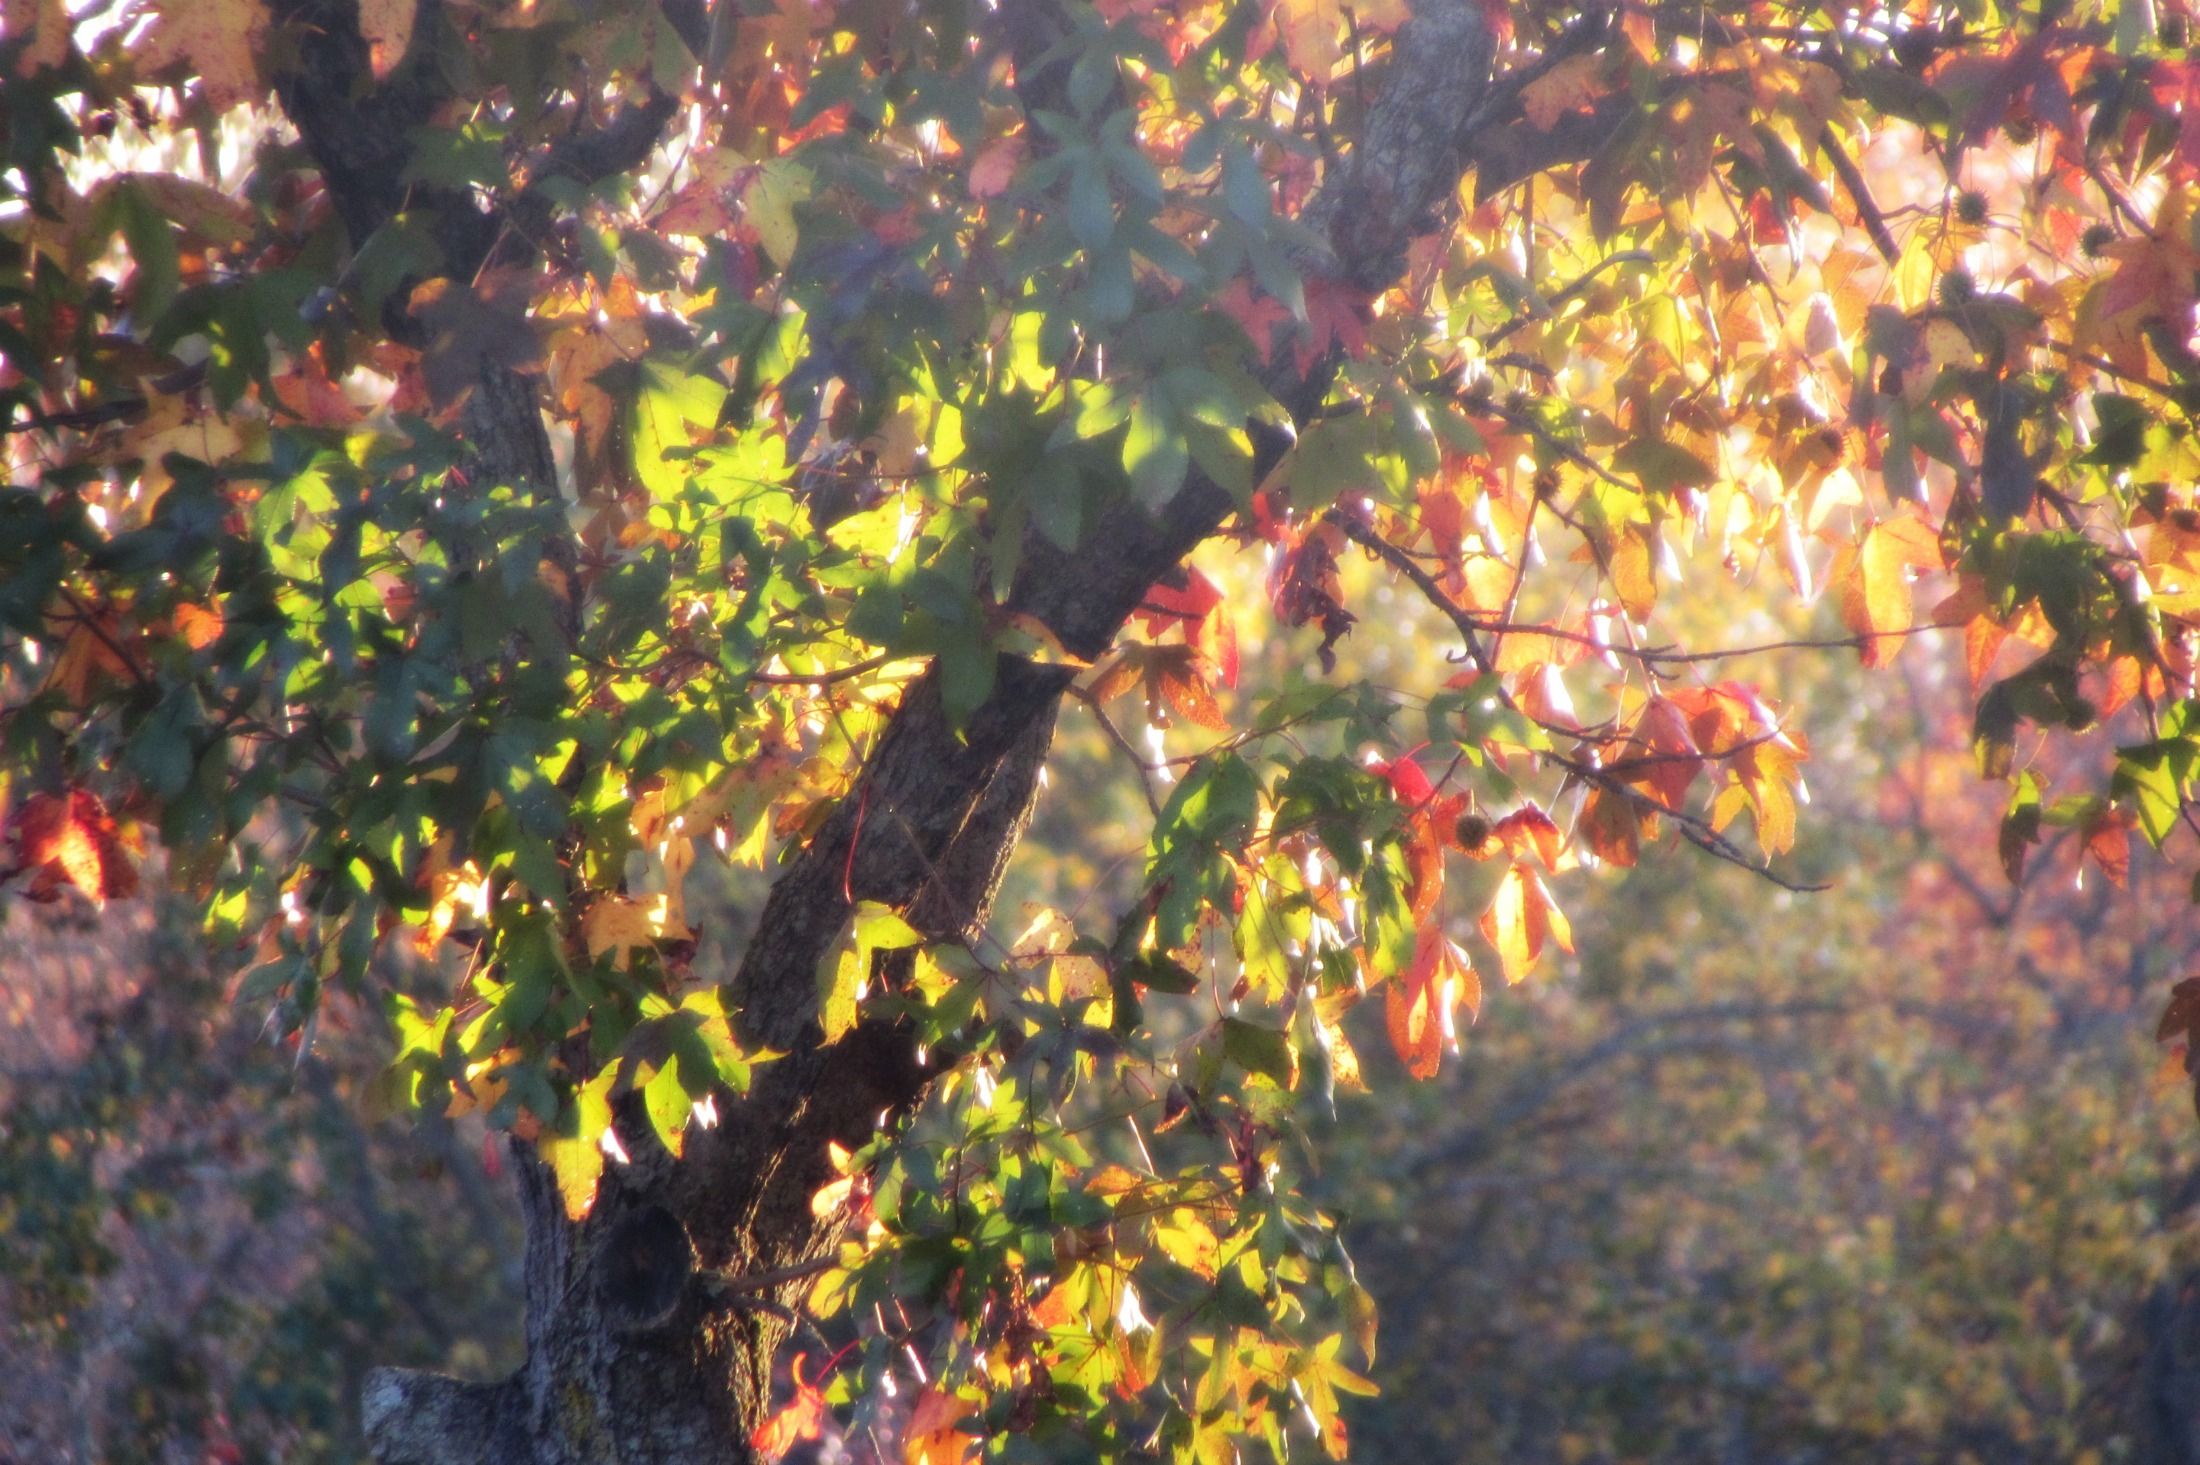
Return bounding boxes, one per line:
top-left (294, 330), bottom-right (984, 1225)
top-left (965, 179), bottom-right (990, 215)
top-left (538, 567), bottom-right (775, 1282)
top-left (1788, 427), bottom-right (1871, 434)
top-left (538, 1065), bottom-right (619, 1221)
top-left (1270, 0), bottom-right (1406, 82)
top-left (582, 893), bottom-right (690, 970)
top-left (1609, 527), bottom-right (1656, 620)
top-left (1478, 861), bottom-right (1569, 984)
top-left (1836, 510), bottom-right (1943, 665)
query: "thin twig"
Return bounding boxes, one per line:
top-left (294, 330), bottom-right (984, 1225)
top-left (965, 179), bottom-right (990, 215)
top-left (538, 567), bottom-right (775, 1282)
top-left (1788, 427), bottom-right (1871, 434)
top-left (1820, 126), bottom-right (1900, 265)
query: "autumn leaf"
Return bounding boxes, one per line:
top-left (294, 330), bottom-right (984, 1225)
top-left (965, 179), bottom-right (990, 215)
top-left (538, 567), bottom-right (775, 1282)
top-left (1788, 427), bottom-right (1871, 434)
top-left (538, 1066), bottom-right (618, 1221)
top-left (2082, 806), bottom-right (2133, 888)
top-left (1489, 803), bottom-right (1563, 869)
top-left (1835, 510), bottom-right (1945, 666)
top-left (1386, 921), bottom-right (1477, 1079)
top-left (1479, 861), bottom-right (1571, 984)
top-left (969, 135), bottom-right (1025, 199)
top-left (1579, 785), bottom-right (1646, 867)
top-left (903, 1387), bottom-right (981, 1465)
top-left (8, 789), bottom-right (140, 902)
top-left (6, 0), bottom-right (69, 76)
top-left (751, 1355), bottom-right (828, 1460)
top-left (1144, 643), bottom-right (1230, 730)
top-left (1627, 695), bottom-right (1706, 810)
top-left (1520, 53), bottom-right (1604, 130)
top-left (1269, 0), bottom-right (1408, 83)
top-left (582, 893), bottom-right (693, 971)
top-left (1608, 526), bottom-right (1657, 621)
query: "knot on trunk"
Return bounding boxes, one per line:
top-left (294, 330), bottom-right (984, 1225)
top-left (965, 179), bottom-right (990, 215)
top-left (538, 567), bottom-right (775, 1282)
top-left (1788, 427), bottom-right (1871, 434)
top-left (597, 1202), bottom-right (698, 1333)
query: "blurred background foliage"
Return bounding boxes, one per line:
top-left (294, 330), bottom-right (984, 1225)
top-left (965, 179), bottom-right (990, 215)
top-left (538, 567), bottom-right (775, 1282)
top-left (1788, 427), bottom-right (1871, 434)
top-left (6, 521), bottom-right (2199, 1463)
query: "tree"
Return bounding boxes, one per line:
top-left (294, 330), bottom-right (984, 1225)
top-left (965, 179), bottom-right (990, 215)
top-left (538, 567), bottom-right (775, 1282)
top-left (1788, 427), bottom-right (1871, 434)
top-left (3, 0), bottom-right (2198, 1460)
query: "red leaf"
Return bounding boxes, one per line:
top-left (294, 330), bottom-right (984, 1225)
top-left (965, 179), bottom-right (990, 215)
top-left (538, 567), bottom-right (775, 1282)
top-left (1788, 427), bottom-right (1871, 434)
top-left (1490, 804), bottom-right (1562, 869)
top-left (2082, 807), bottom-right (2132, 889)
top-left (1385, 921), bottom-right (1478, 1079)
top-left (969, 135), bottom-right (1025, 199)
top-left (751, 1355), bottom-right (828, 1460)
top-left (10, 789), bottom-right (139, 902)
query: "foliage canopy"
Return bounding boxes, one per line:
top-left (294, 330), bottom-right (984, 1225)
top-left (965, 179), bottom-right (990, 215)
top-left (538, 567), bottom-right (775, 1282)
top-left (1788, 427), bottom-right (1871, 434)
top-left (4, 0), bottom-right (2200, 1458)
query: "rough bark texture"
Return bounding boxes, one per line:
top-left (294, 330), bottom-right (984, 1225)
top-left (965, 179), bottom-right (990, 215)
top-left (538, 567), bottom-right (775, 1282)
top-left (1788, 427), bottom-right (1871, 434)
top-left (260, 1), bottom-right (1508, 1458)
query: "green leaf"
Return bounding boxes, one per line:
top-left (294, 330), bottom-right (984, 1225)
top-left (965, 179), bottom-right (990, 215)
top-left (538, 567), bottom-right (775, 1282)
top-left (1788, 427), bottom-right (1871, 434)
top-left (1124, 388), bottom-right (1189, 510)
top-left (817, 901), bottom-right (926, 1044)
top-left (1222, 1017), bottom-right (1296, 1089)
top-left (1612, 438), bottom-right (1714, 494)
top-left (632, 361), bottom-right (728, 499)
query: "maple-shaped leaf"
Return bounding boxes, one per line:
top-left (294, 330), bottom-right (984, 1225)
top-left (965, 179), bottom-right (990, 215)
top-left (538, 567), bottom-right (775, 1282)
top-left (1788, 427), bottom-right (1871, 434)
top-left (1138, 566), bottom-right (1223, 635)
top-left (582, 893), bottom-right (693, 971)
top-left (1520, 52), bottom-right (1604, 131)
top-left (537, 1066), bottom-right (618, 1221)
top-left (1478, 860), bottom-right (1571, 984)
top-left (969, 135), bottom-right (1025, 199)
top-left (1215, 279), bottom-right (1293, 367)
top-left (1293, 277), bottom-right (1373, 376)
top-left (903, 1386), bottom-right (981, 1465)
top-left (409, 272), bottom-right (543, 408)
top-left (2081, 806), bottom-right (2133, 889)
top-left (1269, 0), bottom-right (1408, 83)
top-left (1385, 921), bottom-right (1477, 1079)
top-left (1489, 803), bottom-right (1563, 869)
top-left (1626, 695), bottom-right (1705, 810)
top-left (1726, 739), bottom-right (1806, 857)
top-left (1834, 510), bottom-right (1944, 666)
top-left (1118, 642), bottom-right (1228, 730)
top-left (8, 789), bottom-right (140, 902)
top-left (1578, 785), bottom-right (1647, 868)
top-left (752, 1355), bottom-right (829, 1460)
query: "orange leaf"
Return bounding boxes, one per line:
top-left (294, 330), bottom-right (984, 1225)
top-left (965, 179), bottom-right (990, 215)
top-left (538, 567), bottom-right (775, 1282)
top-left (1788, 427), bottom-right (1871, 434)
top-left (903, 1387), bottom-right (981, 1465)
top-left (1490, 804), bottom-right (1563, 869)
top-left (1478, 861), bottom-right (1570, 984)
top-left (1385, 921), bottom-right (1477, 1079)
top-left (171, 600), bottom-right (224, 650)
top-left (10, 789), bottom-right (140, 902)
top-left (1148, 644), bottom-right (1229, 730)
top-left (751, 1356), bottom-right (828, 1460)
top-left (1580, 786), bottom-right (1648, 867)
top-left (1628, 695), bottom-right (1704, 809)
top-left (1608, 527), bottom-right (1656, 621)
top-left (969, 134), bottom-right (1025, 199)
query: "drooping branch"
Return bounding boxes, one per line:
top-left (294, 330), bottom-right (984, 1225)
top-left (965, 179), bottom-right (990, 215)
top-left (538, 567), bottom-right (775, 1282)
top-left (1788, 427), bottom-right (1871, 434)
top-left (1332, 512), bottom-right (1831, 893)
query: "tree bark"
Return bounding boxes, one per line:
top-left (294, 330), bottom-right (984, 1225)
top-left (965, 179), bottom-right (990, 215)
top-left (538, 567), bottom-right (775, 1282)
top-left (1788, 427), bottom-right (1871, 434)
top-left (259, 1), bottom-right (1507, 1458)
